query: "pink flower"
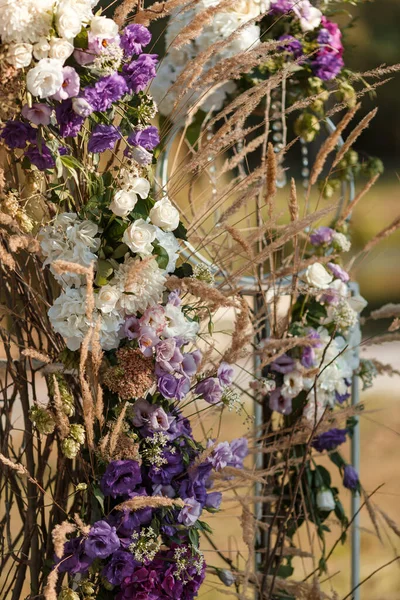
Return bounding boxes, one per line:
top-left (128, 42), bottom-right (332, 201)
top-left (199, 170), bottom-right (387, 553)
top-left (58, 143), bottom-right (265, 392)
top-left (140, 305), bottom-right (166, 334)
top-left (52, 66), bottom-right (80, 101)
top-left (21, 103), bottom-right (52, 125)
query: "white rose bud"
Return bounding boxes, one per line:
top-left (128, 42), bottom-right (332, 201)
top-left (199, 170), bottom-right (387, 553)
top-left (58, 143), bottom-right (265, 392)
top-left (56, 5), bottom-right (83, 39)
top-left (96, 286), bottom-right (120, 314)
top-left (305, 263), bottom-right (333, 289)
top-left (110, 190), bottom-right (139, 218)
top-left (72, 97), bottom-right (93, 117)
top-left (33, 38), bottom-right (51, 61)
top-left (149, 198), bottom-right (180, 232)
top-left (90, 15), bottom-right (119, 39)
top-left (316, 488), bottom-right (336, 512)
top-left (122, 219), bottom-right (156, 255)
top-left (49, 38), bottom-right (74, 63)
top-left (7, 43), bottom-right (33, 68)
top-left (26, 58), bottom-right (64, 99)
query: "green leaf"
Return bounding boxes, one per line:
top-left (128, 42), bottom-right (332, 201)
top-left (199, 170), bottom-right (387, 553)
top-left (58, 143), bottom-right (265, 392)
top-left (197, 520), bottom-right (213, 534)
top-left (276, 564), bottom-right (294, 579)
top-left (329, 451), bottom-right (346, 470)
top-left (316, 465), bottom-right (332, 488)
top-left (112, 243), bottom-right (130, 259)
top-left (188, 527), bottom-right (200, 548)
top-left (174, 263), bottom-right (193, 278)
top-left (94, 259), bottom-right (114, 286)
top-left (174, 221), bottom-right (188, 240)
top-left (152, 243), bottom-right (169, 270)
top-left (74, 28), bottom-right (89, 50)
top-left (93, 487), bottom-right (105, 513)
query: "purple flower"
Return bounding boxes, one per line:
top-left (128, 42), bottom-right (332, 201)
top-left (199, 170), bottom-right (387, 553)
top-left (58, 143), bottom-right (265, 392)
top-left (122, 53), bottom-right (158, 93)
top-left (121, 24), bottom-right (152, 56)
top-left (57, 537), bottom-right (93, 574)
top-left (148, 406), bottom-right (170, 431)
top-left (279, 34), bottom-right (303, 58)
top-left (85, 520), bottom-right (120, 559)
top-left (52, 66), bottom-right (80, 101)
top-left (178, 497), bottom-right (202, 526)
top-left (310, 226), bottom-right (334, 246)
top-left (124, 315), bottom-right (140, 339)
top-left (205, 491), bottom-right (222, 510)
top-left (229, 437), bottom-right (248, 468)
top-left (343, 465), bottom-right (359, 491)
top-left (313, 428), bottom-right (348, 452)
top-left (313, 51), bottom-right (344, 81)
top-left (176, 376), bottom-right (190, 400)
top-left (100, 459), bottom-right (142, 498)
top-left (103, 550), bottom-right (137, 585)
top-left (217, 362), bottom-right (234, 386)
top-left (148, 449), bottom-right (184, 484)
top-left (210, 441), bottom-right (232, 470)
top-left (25, 144), bottom-right (55, 170)
top-left (269, 388), bottom-right (293, 414)
top-left (156, 338), bottom-right (183, 372)
top-left (137, 325), bottom-right (159, 357)
top-left (271, 353), bottom-right (296, 374)
top-left (1, 120), bottom-right (36, 149)
top-left (318, 17), bottom-right (343, 54)
top-left (335, 390), bottom-right (350, 404)
top-left (181, 352), bottom-right (199, 378)
top-left (301, 346), bottom-right (315, 369)
top-left (158, 373), bottom-right (179, 399)
top-left (131, 398), bottom-right (156, 427)
top-left (55, 99), bottom-right (84, 138)
top-left (21, 103), bottom-right (52, 126)
top-left (108, 502), bottom-right (152, 547)
top-left (195, 377), bottom-right (222, 404)
top-left (168, 290), bottom-right (181, 306)
top-left (88, 124), bottom-right (121, 153)
top-left (327, 262), bottom-right (350, 283)
top-left (128, 126), bottom-right (159, 150)
top-left (270, 0), bottom-right (294, 14)
top-left (83, 74), bottom-right (128, 112)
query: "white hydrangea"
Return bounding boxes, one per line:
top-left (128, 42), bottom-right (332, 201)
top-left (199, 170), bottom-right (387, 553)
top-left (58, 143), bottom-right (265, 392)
top-left (154, 227), bottom-right (181, 273)
top-left (48, 287), bottom-right (123, 351)
top-left (0, 0), bottom-right (54, 44)
top-left (331, 301), bottom-right (358, 331)
top-left (38, 213), bottom-right (100, 288)
top-left (332, 232), bottom-right (351, 252)
top-left (112, 256), bottom-right (167, 315)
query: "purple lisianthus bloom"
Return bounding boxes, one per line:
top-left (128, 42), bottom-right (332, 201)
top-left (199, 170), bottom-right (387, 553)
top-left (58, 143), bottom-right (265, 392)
top-left (21, 103), bottom-right (52, 126)
top-left (210, 441), bottom-right (232, 471)
top-left (1, 120), bottom-right (36, 149)
top-left (52, 66), bottom-right (80, 101)
top-left (158, 372), bottom-right (179, 399)
top-left (313, 428), bottom-right (348, 452)
top-left (85, 520), bottom-right (120, 559)
top-left (313, 51), bottom-right (344, 81)
top-left (128, 126), bottom-right (159, 150)
top-left (100, 459), bottom-right (142, 498)
top-left (108, 502), bottom-right (152, 547)
top-left (122, 53), bottom-right (158, 93)
top-left (88, 124), bottom-right (121, 153)
top-left (103, 550), bottom-right (138, 585)
top-left (195, 377), bottom-right (222, 404)
top-left (205, 491), bottom-right (222, 510)
top-left (181, 352), bottom-right (199, 378)
top-left (279, 34), bottom-right (303, 58)
top-left (124, 315), bottom-right (140, 339)
top-left (269, 388), bottom-right (293, 415)
top-left (131, 398), bottom-right (155, 427)
top-left (343, 465), bottom-right (359, 491)
top-left (148, 449), bottom-right (185, 484)
top-left (58, 146), bottom-right (69, 156)
top-left (84, 74), bottom-right (128, 112)
top-left (217, 362), bottom-right (234, 386)
top-left (335, 390), bottom-right (350, 404)
top-left (271, 353), bottom-right (296, 374)
top-left (178, 497), bottom-right (202, 526)
top-left (137, 325), bottom-right (159, 357)
top-left (270, 0), bottom-right (294, 13)
top-left (148, 406), bottom-right (171, 431)
top-left (310, 226), bottom-right (334, 246)
top-left (25, 144), bottom-right (55, 170)
top-left (327, 262), bottom-right (350, 283)
top-left (55, 99), bottom-right (84, 138)
top-left (168, 289), bottom-right (181, 307)
top-left (156, 338), bottom-right (183, 372)
top-left (121, 24), bottom-right (152, 56)
top-left (57, 537), bottom-right (93, 574)
top-left (229, 437), bottom-right (248, 468)
top-left (176, 376), bottom-right (190, 400)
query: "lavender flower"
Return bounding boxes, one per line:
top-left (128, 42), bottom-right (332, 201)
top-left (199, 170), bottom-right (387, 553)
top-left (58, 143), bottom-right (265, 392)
top-left (313, 428), bottom-right (348, 452)
top-left (55, 99), bottom-right (84, 138)
top-left (25, 144), bottom-right (55, 170)
top-left (271, 354), bottom-right (296, 374)
top-left (210, 441), bottom-right (232, 471)
top-left (83, 74), bottom-right (128, 112)
top-left (103, 550), bottom-right (137, 585)
top-left (156, 338), bottom-right (183, 372)
top-left (21, 103), bottom-right (52, 126)
top-left (270, 0), bottom-right (294, 13)
top-left (178, 497), bottom-right (202, 526)
top-left (327, 262), bottom-right (350, 283)
top-left (313, 51), bottom-right (344, 81)
top-left (57, 537), bottom-right (93, 574)
top-left (279, 34), bottom-right (303, 58)
top-left (205, 491), bottom-right (222, 510)
top-left (168, 290), bottom-right (181, 306)
top-left (195, 377), bottom-right (223, 404)
top-left (310, 226), bottom-right (334, 246)
top-left (122, 53), bottom-right (158, 93)
top-left (343, 465), bottom-right (359, 491)
top-left (1, 120), bottom-right (36, 149)
top-left (121, 24), bottom-right (152, 56)
top-left (269, 388), bottom-right (293, 415)
top-left (85, 520), bottom-right (120, 559)
top-left (100, 459), bottom-right (142, 498)
top-left (229, 437), bottom-right (248, 468)
top-left (217, 362), bottom-right (234, 386)
top-left (52, 66), bottom-right (80, 101)
top-left (88, 124), bottom-right (121, 153)
top-left (128, 126), bottom-right (159, 150)
top-left (158, 373), bottom-right (179, 399)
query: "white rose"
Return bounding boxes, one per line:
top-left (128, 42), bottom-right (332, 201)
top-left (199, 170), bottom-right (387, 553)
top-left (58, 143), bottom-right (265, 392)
top-left (316, 488), bottom-right (335, 512)
top-left (122, 219), bottom-right (156, 255)
top-left (72, 97), bottom-right (93, 117)
top-left (96, 285), bottom-right (120, 314)
top-left (26, 58), bottom-right (64, 98)
top-left (125, 177), bottom-right (151, 198)
top-left (56, 4), bottom-right (83, 39)
top-left (6, 43), bottom-right (33, 68)
top-left (305, 263), bottom-right (333, 289)
top-left (33, 38), bottom-right (50, 61)
top-left (49, 38), bottom-right (74, 62)
top-left (90, 15), bottom-right (119, 39)
top-left (110, 190), bottom-right (139, 218)
top-left (149, 198), bottom-right (180, 232)
top-left (162, 303), bottom-right (199, 341)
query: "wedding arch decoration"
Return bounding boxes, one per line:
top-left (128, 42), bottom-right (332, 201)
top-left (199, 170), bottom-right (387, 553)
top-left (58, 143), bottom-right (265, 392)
top-left (0, 1), bottom-right (399, 600)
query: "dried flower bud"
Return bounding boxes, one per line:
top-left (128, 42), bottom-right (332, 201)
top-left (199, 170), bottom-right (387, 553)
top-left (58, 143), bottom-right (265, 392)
top-left (76, 483), bottom-right (88, 491)
top-left (16, 210), bottom-right (34, 233)
top-left (58, 588), bottom-right (80, 600)
top-left (69, 424), bottom-right (85, 445)
top-left (61, 437), bottom-right (81, 459)
top-left (29, 406), bottom-right (56, 435)
top-left (218, 569), bottom-right (235, 586)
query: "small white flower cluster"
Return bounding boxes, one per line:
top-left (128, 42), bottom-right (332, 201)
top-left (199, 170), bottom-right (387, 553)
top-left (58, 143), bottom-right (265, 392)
top-left (140, 431), bottom-right (170, 471)
top-left (129, 526), bottom-right (161, 564)
top-left (173, 546), bottom-right (205, 580)
top-left (221, 386), bottom-right (243, 413)
top-left (151, 0), bottom-right (263, 118)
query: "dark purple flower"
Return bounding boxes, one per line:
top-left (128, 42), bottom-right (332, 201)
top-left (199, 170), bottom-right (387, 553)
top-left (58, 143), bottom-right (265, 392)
top-left (57, 537), bottom-right (93, 574)
top-left (313, 51), bottom-right (344, 81)
top-left (205, 491), bottom-right (222, 510)
top-left (25, 144), bottom-right (55, 170)
top-left (313, 428), bottom-right (348, 452)
top-left (217, 362), bottom-right (234, 386)
top-left (310, 226), bottom-right (334, 246)
top-left (122, 53), bottom-right (158, 93)
top-left (271, 353), bottom-right (296, 374)
top-left (279, 34), bottom-right (303, 58)
top-left (327, 262), bottom-right (350, 283)
top-left (58, 146), bottom-right (69, 155)
top-left (103, 550), bottom-right (138, 585)
top-left (343, 464), bottom-right (359, 490)
top-left (108, 502), bottom-right (152, 547)
top-left (195, 377), bottom-right (222, 404)
top-left (85, 520), bottom-right (120, 559)
top-left (55, 99), bottom-right (84, 138)
top-left (100, 459), bottom-right (142, 498)
top-left (229, 437), bottom-right (248, 468)
top-left (269, 388), bottom-right (293, 415)
top-left (1, 120), bottom-right (36, 149)
top-left (121, 24), bottom-right (152, 56)
top-left (88, 124), bottom-right (121, 153)
top-left (148, 449), bottom-right (184, 484)
top-left (270, 0), bottom-right (294, 14)
top-left (335, 390), bottom-right (350, 404)
top-left (83, 74), bottom-right (128, 112)
top-left (128, 126), bottom-right (159, 150)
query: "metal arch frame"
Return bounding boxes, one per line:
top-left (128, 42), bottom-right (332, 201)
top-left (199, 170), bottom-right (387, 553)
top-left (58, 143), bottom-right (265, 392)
top-left (156, 118), bottom-right (361, 600)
